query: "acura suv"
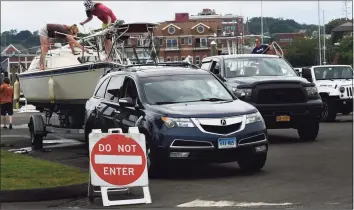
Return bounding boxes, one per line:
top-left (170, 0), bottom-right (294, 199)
top-left (84, 64), bottom-right (268, 177)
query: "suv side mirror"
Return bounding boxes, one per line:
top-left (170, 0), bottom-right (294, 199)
top-left (301, 68), bottom-right (313, 82)
top-left (118, 97), bottom-right (134, 107)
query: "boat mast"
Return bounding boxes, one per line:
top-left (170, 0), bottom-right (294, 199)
top-left (323, 10), bottom-right (326, 65)
top-left (261, 0), bottom-right (264, 44)
top-left (318, 0), bottom-right (322, 65)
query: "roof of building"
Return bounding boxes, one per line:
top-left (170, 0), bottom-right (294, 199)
top-left (154, 20), bottom-right (220, 36)
top-left (332, 21), bottom-right (353, 32)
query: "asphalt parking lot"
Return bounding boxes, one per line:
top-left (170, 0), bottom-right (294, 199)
top-left (1, 112), bottom-right (353, 209)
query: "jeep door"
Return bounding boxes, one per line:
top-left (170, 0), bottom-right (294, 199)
top-left (114, 77), bottom-right (144, 133)
top-left (101, 74), bottom-right (126, 132)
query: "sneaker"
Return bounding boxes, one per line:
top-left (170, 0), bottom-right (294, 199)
top-left (9, 124), bottom-right (12, 129)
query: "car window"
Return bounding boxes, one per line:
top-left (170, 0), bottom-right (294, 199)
top-left (122, 78), bottom-right (139, 104)
top-left (200, 61), bottom-right (211, 70)
top-left (95, 78), bottom-right (110, 98)
top-left (105, 75), bottom-right (125, 101)
top-left (224, 57), bottom-right (297, 78)
top-left (141, 74), bottom-right (234, 105)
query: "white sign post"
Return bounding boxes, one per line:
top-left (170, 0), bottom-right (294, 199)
top-left (88, 127), bottom-right (151, 207)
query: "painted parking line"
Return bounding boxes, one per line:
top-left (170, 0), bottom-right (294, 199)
top-left (177, 199), bottom-right (294, 208)
top-left (0, 124), bottom-right (29, 129)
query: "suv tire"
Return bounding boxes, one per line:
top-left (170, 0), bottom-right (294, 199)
top-left (321, 97), bottom-right (337, 122)
top-left (297, 120), bottom-right (319, 141)
top-left (238, 152), bottom-right (267, 172)
top-left (147, 145), bottom-right (168, 179)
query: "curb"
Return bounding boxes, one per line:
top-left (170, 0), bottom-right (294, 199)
top-left (0, 183), bottom-right (88, 203)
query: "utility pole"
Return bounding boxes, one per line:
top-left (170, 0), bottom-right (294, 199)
top-left (323, 10), bottom-right (326, 65)
top-left (261, 0), bottom-right (263, 44)
top-left (318, 0), bottom-right (322, 65)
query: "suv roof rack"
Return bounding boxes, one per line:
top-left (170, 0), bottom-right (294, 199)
top-left (102, 61), bottom-right (200, 77)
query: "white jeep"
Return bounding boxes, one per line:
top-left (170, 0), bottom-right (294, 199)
top-left (296, 65), bottom-right (353, 121)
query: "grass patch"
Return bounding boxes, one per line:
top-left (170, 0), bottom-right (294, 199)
top-left (1, 149), bottom-right (88, 190)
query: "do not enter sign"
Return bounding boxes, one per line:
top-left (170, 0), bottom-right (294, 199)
top-left (90, 134), bottom-right (147, 186)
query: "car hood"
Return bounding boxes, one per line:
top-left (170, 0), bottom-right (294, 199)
top-left (146, 100), bottom-right (257, 118)
top-left (226, 76), bottom-right (309, 86)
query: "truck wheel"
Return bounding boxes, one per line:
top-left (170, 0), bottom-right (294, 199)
top-left (238, 153), bottom-right (267, 172)
top-left (321, 97), bottom-right (337, 122)
top-left (297, 120), bottom-right (319, 141)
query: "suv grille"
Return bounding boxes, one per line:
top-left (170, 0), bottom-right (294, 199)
top-left (255, 87), bottom-right (306, 104)
top-left (200, 123), bottom-right (242, 135)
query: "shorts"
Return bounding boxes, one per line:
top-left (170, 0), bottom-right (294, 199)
top-left (39, 25), bottom-right (48, 37)
top-left (102, 23), bottom-right (113, 40)
top-left (1, 102), bottom-right (13, 116)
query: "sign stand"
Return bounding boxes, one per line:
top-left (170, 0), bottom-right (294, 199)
top-left (88, 127), bottom-right (152, 207)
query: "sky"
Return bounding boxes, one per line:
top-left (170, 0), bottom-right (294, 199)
top-left (1, 1), bottom-right (352, 33)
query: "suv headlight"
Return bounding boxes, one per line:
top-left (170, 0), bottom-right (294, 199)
top-left (305, 86), bottom-right (320, 99)
top-left (246, 112), bottom-right (264, 124)
top-left (161, 117), bottom-right (195, 128)
top-left (232, 87), bottom-right (252, 97)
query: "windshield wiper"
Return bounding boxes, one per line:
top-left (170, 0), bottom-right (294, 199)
top-left (198, 98), bottom-right (232, 102)
top-left (155, 101), bottom-right (184, 105)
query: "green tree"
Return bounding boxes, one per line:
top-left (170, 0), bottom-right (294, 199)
top-left (285, 38), bottom-right (318, 66)
top-left (336, 36), bottom-right (353, 65)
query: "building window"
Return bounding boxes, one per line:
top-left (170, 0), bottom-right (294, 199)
top-left (180, 37), bottom-right (185, 45)
top-left (197, 25), bottom-right (205, 33)
top-left (181, 56), bottom-right (186, 61)
top-left (188, 37), bottom-right (192, 45)
top-left (174, 56), bottom-right (178, 61)
top-left (159, 57), bottom-right (164, 62)
top-left (166, 39), bottom-right (178, 48)
top-left (195, 56), bottom-right (200, 65)
top-left (159, 38), bottom-right (163, 46)
top-left (168, 26), bottom-right (176, 35)
top-left (166, 57), bottom-right (171, 62)
top-left (196, 38), bottom-right (207, 48)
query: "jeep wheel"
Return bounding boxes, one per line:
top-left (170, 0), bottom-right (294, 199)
top-left (297, 120), bottom-right (319, 141)
top-left (238, 153), bottom-right (267, 172)
top-left (321, 97), bottom-right (337, 122)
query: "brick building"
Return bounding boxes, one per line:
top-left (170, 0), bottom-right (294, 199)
top-left (272, 32), bottom-right (306, 48)
top-left (153, 9), bottom-right (245, 65)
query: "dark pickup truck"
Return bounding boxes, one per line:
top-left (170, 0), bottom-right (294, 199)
top-left (201, 54), bottom-right (323, 141)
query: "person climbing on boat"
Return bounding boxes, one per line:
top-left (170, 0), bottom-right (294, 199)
top-left (38, 24), bottom-right (89, 70)
top-left (80, 0), bottom-right (122, 60)
top-left (251, 37), bottom-right (275, 54)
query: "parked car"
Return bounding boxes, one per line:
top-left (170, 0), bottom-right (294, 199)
top-left (295, 65), bottom-right (353, 121)
top-left (85, 65), bottom-right (268, 177)
top-left (200, 54), bottom-right (323, 141)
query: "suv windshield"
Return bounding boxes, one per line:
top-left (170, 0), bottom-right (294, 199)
top-left (224, 57), bottom-right (298, 78)
top-left (314, 66), bottom-right (353, 80)
top-left (141, 74), bottom-right (234, 105)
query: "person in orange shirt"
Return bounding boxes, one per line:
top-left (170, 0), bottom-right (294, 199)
top-left (0, 78), bottom-right (14, 129)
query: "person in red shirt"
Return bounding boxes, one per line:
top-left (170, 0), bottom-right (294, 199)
top-left (80, 0), bottom-right (119, 60)
top-left (0, 78), bottom-right (14, 129)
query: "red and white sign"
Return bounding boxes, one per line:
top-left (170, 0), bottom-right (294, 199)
top-left (89, 133), bottom-right (148, 187)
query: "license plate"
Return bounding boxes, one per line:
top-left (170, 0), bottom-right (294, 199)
top-left (218, 137), bottom-right (237, 149)
top-left (276, 115), bottom-right (290, 122)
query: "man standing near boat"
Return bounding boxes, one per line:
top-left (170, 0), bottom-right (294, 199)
top-left (80, 0), bottom-right (121, 60)
top-left (0, 78), bottom-right (14, 129)
top-left (251, 37), bottom-right (275, 54)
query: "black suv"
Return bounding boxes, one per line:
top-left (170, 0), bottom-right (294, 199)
top-left (84, 64), bottom-right (268, 177)
top-left (201, 54), bottom-right (323, 141)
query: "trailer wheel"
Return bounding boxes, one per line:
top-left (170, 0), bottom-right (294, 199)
top-left (28, 115), bottom-right (45, 149)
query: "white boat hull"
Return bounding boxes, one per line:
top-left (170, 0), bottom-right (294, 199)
top-left (18, 63), bottom-right (107, 105)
